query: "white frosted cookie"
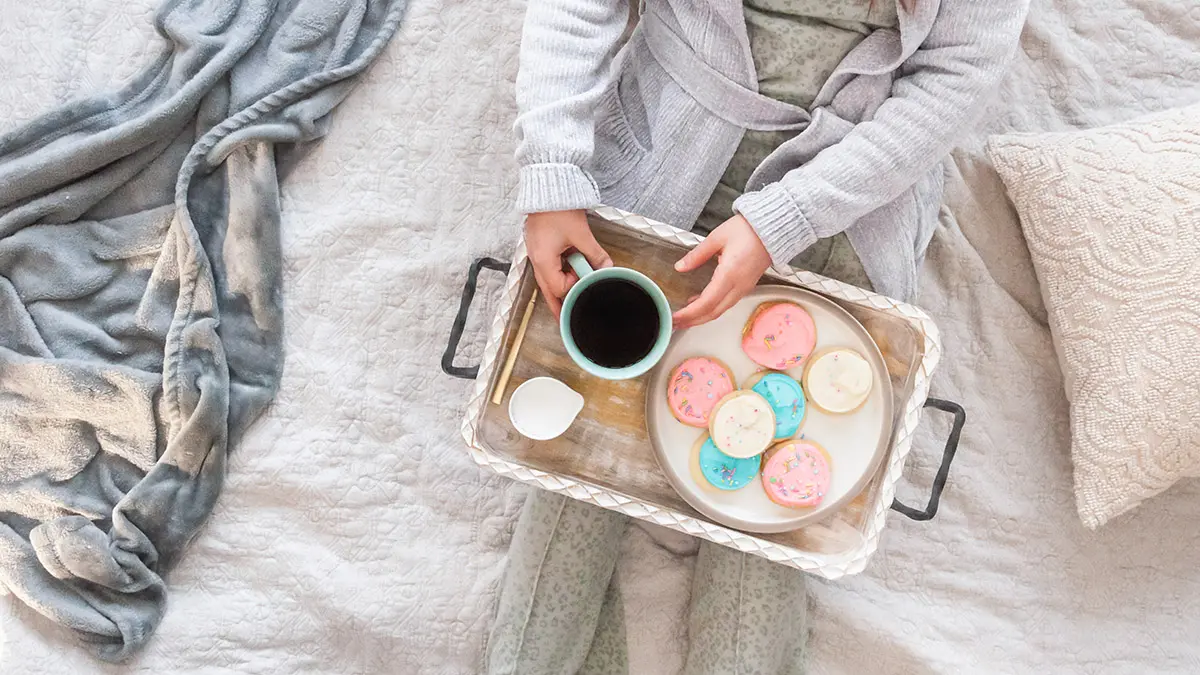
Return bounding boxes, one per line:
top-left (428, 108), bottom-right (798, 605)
top-left (802, 348), bottom-right (873, 414)
top-left (707, 390), bottom-right (776, 459)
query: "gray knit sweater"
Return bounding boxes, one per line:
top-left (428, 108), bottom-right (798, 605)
top-left (514, 0), bottom-right (1028, 300)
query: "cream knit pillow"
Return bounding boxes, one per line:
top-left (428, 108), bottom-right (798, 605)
top-left (988, 104), bottom-right (1200, 529)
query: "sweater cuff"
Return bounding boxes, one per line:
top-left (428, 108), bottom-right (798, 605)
top-left (733, 185), bottom-right (818, 267)
top-left (515, 163), bottom-right (602, 214)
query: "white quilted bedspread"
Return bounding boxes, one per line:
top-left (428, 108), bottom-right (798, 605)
top-left (3, 1), bottom-right (1200, 673)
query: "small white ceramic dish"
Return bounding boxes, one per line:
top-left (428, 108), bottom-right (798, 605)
top-left (508, 377), bottom-right (585, 441)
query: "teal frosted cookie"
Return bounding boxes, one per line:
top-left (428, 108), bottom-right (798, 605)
top-left (690, 434), bottom-right (761, 491)
top-left (745, 371), bottom-right (806, 439)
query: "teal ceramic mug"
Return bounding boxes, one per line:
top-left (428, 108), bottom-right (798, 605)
top-left (559, 252), bottom-right (673, 380)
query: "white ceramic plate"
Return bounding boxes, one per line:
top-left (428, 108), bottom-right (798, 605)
top-left (646, 285), bottom-right (892, 533)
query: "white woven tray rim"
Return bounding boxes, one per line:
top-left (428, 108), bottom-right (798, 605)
top-left (459, 206), bottom-right (943, 579)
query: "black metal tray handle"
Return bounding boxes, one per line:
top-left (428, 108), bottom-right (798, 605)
top-left (441, 257), bottom-right (510, 380)
top-left (443, 258), bottom-right (966, 522)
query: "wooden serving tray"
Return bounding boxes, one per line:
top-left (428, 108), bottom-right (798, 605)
top-left (475, 214), bottom-right (925, 554)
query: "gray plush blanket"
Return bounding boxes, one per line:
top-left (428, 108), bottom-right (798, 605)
top-left (0, 0), bottom-right (404, 659)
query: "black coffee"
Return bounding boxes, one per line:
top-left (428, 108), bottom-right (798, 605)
top-left (569, 278), bottom-right (660, 369)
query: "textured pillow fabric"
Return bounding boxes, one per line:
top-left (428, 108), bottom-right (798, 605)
top-left (988, 104), bottom-right (1200, 529)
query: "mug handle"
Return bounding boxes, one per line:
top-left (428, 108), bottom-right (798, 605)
top-left (566, 251), bottom-right (593, 279)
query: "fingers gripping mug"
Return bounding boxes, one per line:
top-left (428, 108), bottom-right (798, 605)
top-left (559, 252), bottom-right (673, 380)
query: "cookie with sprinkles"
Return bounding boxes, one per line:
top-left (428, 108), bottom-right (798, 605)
top-left (741, 301), bottom-right (817, 370)
top-left (802, 348), bottom-right (873, 415)
top-left (742, 371), bottom-right (807, 439)
top-left (707, 390), bottom-right (776, 459)
top-left (760, 439), bottom-right (832, 509)
top-left (666, 356), bottom-right (736, 427)
top-left (689, 433), bottom-right (761, 492)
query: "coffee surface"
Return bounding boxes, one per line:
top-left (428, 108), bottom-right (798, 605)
top-left (569, 278), bottom-right (659, 369)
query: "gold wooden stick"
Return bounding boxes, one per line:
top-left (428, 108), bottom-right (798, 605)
top-left (491, 290), bottom-right (538, 405)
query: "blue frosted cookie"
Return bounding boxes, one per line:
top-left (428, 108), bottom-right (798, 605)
top-left (690, 434), bottom-right (761, 491)
top-left (747, 371), bottom-right (806, 439)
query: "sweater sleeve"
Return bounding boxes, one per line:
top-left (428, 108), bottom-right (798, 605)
top-left (734, 0), bottom-right (1030, 266)
top-left (514, 0), bottom-right (631, 214)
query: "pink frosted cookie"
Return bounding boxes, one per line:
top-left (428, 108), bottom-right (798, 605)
top-left (741, 302), bottom-right (817, 370)
top-left (761, 440), bottom-right (832, 509)
top-left (666, 356), bottom-right (736, 428)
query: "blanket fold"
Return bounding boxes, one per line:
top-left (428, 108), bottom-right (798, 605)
top-left (0, 0), bottom-right (405, 659)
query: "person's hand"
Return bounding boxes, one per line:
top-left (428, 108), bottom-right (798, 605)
top-left (672, 214), bottom-right (772, 329)
top-left (524, 209), bottom-right (613, 318)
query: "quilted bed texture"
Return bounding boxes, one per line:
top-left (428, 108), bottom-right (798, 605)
top-left (4, 0), bottom-right (1200, 673)
top-left (988, 105), bottom-right (1200, 529)
top-left (0, 0), bottom-right (526, 671)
